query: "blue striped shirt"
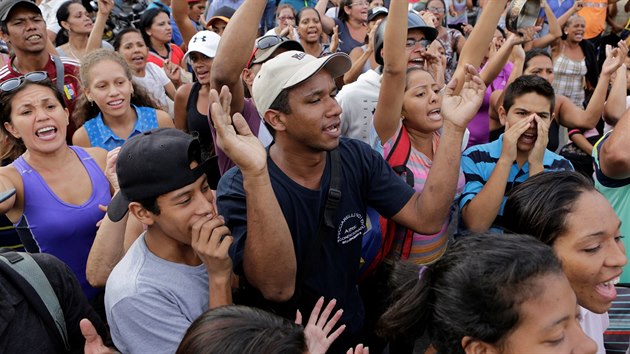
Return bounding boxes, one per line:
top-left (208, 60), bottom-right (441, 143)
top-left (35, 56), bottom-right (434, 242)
top-left (460, 135), bottom-right (573, 228)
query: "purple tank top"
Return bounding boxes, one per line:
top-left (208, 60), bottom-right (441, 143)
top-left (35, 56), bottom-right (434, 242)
top-left (11, 146), bottom-right (111, 300)
top-left (467, 61), bottom-right (513, 148)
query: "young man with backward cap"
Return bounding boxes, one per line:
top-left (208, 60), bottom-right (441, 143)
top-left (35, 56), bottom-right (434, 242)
top-left (211, 42), bottom-right (485, 351)
top-left (103, 128), bottom-right (232, 354)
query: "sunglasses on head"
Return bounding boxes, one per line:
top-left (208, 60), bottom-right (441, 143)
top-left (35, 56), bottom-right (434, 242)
top-left (0, 71), bottom-right (49, 93)
top-left (246, 35), bottom-right (290, 68)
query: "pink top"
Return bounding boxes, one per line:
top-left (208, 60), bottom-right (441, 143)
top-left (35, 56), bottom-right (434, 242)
top-left (382, 124), bottom-right (465, 265)
top-left (467, 61), bottom-right (514, 148)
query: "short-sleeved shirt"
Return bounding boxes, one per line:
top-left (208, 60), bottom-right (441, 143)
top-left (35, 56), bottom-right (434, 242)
top-left (382, 126), bottom-right (464, 264)
top-left (578, 0), bottom-right (608, 39)
top-left (0, 55), bottom-right (81, 144)
top-left (105, 233), bottom-right (209, 354)
top-left (133, 62), bottom-right (171, 110)
top-left (337, 68), bottom-right (381, 145)
top-left (460, 135), bottom-right (573, 228)
top-left (82, 105), bottom-right (159, 151)
top-left (593, 132), bottom-right (630, 283)
top-left (217, 138), bottom-right (415, 336)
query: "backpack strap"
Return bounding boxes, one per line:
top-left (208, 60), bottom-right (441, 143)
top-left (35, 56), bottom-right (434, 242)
top-left (301, 149), bottom-right (342, 272)
top-left (0, 252), bottom-right (69, 351)
top-left (52, 56), bottom-right (65, 95)
top-left (324, 148), bottom-right (342, 228)
top-left (386, 126), bottom-right (414, 187)
top-left (385, 127), bottom-right (415, 259)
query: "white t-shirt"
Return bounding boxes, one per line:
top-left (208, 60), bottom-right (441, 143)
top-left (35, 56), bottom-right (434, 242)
top-left (39, 0), bottom-right (66, 34)
top-left (325, 6), bottom-right (339, 19)
top-left (133, 62), bottom-right (171, 112)
top-left (580, 306), bottom-right (609, 354)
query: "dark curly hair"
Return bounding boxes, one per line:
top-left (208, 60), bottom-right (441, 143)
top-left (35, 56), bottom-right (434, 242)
top-left (72, 49), bottom-right (160, 126)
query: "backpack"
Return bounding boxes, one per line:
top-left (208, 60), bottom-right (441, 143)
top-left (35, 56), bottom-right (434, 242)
top-left (0, 251), bottom-right (70, 352)
top-left (359, 127), bottom-right (415, 282)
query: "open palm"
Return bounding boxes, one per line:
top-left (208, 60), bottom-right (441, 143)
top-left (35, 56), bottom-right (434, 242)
top-left (209, 86), bottom-right (267, 173)
top-left (441, 64), bottom-right (486, 130)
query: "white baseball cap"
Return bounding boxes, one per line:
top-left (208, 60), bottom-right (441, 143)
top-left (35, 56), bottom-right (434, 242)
top-left (252, 51), bottom-right (351, 117)
top-left (184, 31), bottom-right (221, 63)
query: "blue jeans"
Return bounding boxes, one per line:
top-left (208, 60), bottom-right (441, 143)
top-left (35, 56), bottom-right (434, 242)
top-left (260, 0), bottom-right (276, 33)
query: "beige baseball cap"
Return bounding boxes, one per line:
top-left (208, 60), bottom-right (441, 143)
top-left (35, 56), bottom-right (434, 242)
top-left (252, 51), bottom-right (351, 117)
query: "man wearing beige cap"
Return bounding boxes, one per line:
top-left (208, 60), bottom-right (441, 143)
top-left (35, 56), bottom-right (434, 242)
top-left (210, 46), bottom-right (479, 351)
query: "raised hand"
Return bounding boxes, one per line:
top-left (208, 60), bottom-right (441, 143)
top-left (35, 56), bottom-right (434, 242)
top-left (418, 10), bottom-right (438, 28)
top-left (209, 86), bottom-right (268, 174)
top-left (602, 41), bottom-right (629, 76)
top-left (366, 19), bottom-right (382, 54)
top-left (347, 344), bottom-right (369, 354)
top-left (330, 25), bottom-right (340, 53)
top-left (428, 40), bottom-right (447, 71)
top-left (295, 297), bottom-right (346, 354)
top-left (422, 50), bottom-right (445, 87)
top-left (97, 0), bottom-right (114, 15)
top-left (163, 59), bottom-right (182, 85)
top-left (512, 26), bottom-right (541, 45)
top-left (441, 64), bottom-right (486, 130)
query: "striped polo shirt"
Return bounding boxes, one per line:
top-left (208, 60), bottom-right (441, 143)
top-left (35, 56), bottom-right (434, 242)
top-left (460, 135), bottom-right (573, 229)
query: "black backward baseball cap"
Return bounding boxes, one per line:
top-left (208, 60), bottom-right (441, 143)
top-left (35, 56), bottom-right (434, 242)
top-left (0, 0), bottom-right (41, 22)
top-left (107, 128), bottom-right (220, 222)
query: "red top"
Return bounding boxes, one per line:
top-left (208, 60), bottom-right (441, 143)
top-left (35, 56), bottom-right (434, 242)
top-left (0, 56), bottom-right (81, 144)
top-left (146, 43), bottom-right (185, 68)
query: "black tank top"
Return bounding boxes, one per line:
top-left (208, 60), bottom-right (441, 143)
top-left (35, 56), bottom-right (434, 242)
top-left (186, 82), bottom-right (215, 159)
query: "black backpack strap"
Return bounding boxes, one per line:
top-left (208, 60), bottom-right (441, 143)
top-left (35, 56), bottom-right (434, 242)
top-left (52, 56), bottom-right (65, 95)
top-left (324, 148), bottom-right (342, 228)
top-left (0, 252), bottom-right (69, 351)
top-left (299, 148), bottom-right (342, 284)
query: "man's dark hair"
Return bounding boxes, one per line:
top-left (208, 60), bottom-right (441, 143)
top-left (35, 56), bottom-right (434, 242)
top-left (137, 197), bottom-right (160, 216)
top-left (502, 75), bottom-right (555, 115)
top-left (265, 88), bottom-right (292, 137)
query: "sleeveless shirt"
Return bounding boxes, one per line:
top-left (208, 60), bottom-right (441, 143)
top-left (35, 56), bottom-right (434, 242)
top-left (11, 146), bottom-right (111, 300)
top-left (186, 82), bottom-right (215, 160)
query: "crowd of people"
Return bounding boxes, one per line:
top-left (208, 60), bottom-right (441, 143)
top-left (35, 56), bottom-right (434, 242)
top-left (0, 0), bottom-right (629, 352)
